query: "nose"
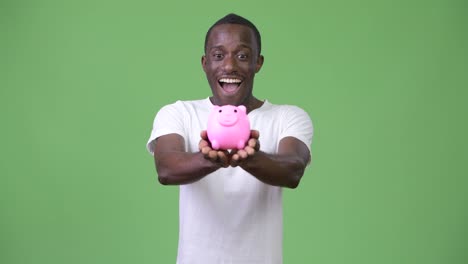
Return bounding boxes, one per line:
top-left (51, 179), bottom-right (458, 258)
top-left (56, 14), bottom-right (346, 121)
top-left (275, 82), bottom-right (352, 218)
top-left (222, 55), bottom-right (237, 72)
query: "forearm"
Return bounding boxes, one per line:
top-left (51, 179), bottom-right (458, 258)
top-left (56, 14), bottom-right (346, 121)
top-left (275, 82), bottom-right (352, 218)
top-left (154, 151), bottom-right (221, 185)
top-left (240, 151), bottom-right (307, 188)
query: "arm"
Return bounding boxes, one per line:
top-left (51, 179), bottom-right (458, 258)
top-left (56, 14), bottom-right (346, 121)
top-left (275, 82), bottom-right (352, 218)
top-left (152, 133), bottom-right (229, 185)
top-left (231, 132), bottom-right (311, 189)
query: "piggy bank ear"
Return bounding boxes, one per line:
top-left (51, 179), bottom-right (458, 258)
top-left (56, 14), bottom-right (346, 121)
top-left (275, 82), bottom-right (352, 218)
top-left (238, 105), bottom-right (247, 113)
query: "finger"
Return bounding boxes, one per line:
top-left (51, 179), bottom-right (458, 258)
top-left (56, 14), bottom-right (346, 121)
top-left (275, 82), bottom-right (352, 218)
top-left (199, 140), bottom-right (209, 149)
top-left (230, 153), bottom-right (241, 167)
top-left (218, 151), bottom-right (229, 167)
top-left (236, 150), bottom-right (248, 159)
top-left (200, 130), bottom-right (208, 139)
top-left (247, 138), bottom-right (260, 151)
top-left (201, 146), bottom-right (211, 156)
top-left (208, 150), bottom-right (218, 160)
top-left (245, 146), bottom-right (256, 156)
top-left (230, 158), bottom-right (239, 167)
top-left (250, 130), bottom-right (260, 139)
top-left (248, 138), bottom-right (257, 147)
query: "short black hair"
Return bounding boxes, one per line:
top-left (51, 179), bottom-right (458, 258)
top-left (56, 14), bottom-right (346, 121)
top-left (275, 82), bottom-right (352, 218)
top-left (204, 13), bottom-right (262, 56)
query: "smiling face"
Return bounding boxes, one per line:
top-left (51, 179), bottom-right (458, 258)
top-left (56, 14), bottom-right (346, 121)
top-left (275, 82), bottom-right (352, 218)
top-left (202, 24), bottom-right (264, 110)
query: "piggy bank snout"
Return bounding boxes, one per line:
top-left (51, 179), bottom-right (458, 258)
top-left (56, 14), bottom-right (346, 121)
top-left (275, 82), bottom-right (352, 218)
top-left (217, 112), bottom-right (238, 126)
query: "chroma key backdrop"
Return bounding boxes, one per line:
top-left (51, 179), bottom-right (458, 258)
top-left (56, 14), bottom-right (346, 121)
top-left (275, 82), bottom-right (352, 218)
top-left (1, 0), bottom-right (467, 263)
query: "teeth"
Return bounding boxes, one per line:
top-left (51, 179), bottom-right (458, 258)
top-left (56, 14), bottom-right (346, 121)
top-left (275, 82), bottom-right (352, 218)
top-left (219, 78), bottom-right (242, 83)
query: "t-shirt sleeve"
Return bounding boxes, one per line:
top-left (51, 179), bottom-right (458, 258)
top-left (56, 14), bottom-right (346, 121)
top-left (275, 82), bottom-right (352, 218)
top-left (146, 101), bottom-right (186, 155)
top-left (278, 106), bottom-right (313, 152)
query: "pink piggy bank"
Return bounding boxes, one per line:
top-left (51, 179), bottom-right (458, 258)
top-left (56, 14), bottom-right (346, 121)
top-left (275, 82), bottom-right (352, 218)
top-left (207, 105), bottom-right (251, 150)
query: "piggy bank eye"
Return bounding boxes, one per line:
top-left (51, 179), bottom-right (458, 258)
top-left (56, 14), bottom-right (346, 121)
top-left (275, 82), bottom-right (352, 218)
top-left (218, 109), bottom-right (222, 113)
top-left (234, 109), bottom-right (237, 113)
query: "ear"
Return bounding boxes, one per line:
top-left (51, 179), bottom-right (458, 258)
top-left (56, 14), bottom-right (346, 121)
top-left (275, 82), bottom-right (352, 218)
top-left (201, 55), bottom-right (207, 73)
top-left (255, 55), bottom-right (264, 73)
top-left (238, 105), bottom-right (247, 113)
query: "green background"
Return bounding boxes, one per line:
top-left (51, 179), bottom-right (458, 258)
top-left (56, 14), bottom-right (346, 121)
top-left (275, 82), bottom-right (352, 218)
top-left (1, 0), bottom-right (467, 263)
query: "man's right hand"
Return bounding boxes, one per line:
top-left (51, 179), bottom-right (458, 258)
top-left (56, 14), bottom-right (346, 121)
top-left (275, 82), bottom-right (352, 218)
top-left (199, 130), bottom-right (230, 168)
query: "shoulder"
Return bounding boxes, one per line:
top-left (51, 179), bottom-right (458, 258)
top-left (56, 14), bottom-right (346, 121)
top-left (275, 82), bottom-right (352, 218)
top-left (162, 98), bottom-right (207, 109)
top-left (158, 98), bottom-right (209, 114)
top-left (263, 101), bottom-right (310, 119)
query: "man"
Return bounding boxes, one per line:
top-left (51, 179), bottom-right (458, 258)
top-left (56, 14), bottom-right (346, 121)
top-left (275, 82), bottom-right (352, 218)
top-left (147, 13), bottom-right (313, 264)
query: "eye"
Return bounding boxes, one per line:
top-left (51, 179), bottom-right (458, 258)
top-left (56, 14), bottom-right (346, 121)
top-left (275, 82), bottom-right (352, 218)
top-left (234, 109), bottom-right (237, 113)
top-left (219, 109), bottom-right (222, 113)
top-left (237, 54), bottom-right (248, 60)
top-left (213, 53), bottom-right (224, 60)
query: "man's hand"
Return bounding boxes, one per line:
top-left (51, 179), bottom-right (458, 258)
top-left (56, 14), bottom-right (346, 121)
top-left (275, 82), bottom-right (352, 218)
top-left (230, 130), bottom-right (260, 167)
top-left (199, 130), bottom-right (230, 168)
top-left (197, 129), bottom-right (308, 188)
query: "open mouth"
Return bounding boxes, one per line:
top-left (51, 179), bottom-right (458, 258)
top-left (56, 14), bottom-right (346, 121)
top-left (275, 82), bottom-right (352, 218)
top-left (218, 78), bottom-right (242, 94)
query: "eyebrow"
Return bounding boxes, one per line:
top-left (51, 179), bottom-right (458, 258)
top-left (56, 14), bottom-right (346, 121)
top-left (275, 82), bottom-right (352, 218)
top-left (209, 44), bottom-right (253, 51)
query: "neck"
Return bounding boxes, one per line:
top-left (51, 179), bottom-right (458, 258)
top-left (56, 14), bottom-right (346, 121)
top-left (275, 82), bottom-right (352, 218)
top-left (244, 96), bottom-right (263, 113)
top-left (209, 96), bottom-right (263, 113)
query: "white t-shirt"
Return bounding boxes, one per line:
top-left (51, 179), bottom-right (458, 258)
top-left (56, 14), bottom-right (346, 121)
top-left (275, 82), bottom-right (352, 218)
top-left (147, 98), bottom-right (313, 264)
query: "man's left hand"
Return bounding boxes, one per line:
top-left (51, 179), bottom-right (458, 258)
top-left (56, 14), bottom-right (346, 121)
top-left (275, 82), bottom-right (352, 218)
top-left (230, 130), bottom-right (260, 167)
